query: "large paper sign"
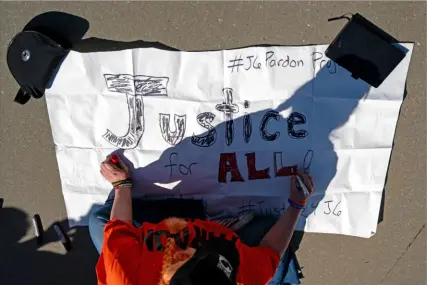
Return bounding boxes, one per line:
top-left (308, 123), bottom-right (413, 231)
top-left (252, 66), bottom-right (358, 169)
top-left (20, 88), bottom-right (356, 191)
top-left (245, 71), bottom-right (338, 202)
top-left (45, 44), bottom-right (413, 238)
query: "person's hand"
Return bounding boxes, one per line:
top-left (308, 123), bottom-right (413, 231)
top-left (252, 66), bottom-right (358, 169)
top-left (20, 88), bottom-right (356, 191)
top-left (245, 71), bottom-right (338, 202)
top-left (100, 157), bottom-right (129, 184)
top-left (290, 170), bottom-right (314, 203)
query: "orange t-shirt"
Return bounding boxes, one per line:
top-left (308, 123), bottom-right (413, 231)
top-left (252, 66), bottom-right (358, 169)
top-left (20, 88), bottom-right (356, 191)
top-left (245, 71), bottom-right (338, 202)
top-left (96, 218), bottom-right (279, 285)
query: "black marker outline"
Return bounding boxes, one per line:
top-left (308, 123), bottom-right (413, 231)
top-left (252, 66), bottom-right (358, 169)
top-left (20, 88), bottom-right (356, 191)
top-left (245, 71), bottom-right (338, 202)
top-left (159, 113), bottom-right (187, 146)
top-left (303, 149), bottom-right (314, 171)
top-left (243, 113), bottom-right (252, 143)
top-left (287, 111), bottom-right (308, 139)
top-left (215, 88), bottom-right (239, 146)
top-left (260, 110), bottom-right (280, 141)
top-left (103, 74), bottom-right (169, 149)
top-left (192, 112), bottom-right (217, 147)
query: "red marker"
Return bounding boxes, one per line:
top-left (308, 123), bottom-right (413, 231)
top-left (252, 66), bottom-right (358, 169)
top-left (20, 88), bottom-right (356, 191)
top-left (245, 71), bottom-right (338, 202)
top-left (110, 155), bottom-right (120, 165)
top-left (109, 154), bottom-right (128, 173)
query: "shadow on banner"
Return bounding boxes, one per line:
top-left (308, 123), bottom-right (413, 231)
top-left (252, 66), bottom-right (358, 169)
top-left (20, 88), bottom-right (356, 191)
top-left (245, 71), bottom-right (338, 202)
top-left (4, 11), bottom-right (391, 284)
top-left (109, 63), bottom-right (371, 249)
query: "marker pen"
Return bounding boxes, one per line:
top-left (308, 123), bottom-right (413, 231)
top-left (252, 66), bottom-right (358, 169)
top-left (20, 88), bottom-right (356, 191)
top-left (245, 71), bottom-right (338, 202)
top-left (32, 214), bottom-right (44, 246)
top-left (296, 175), bottom-right (310, 199)
top-left (53, 222), bottom-right (72, 252)
top-left (110, 154), bottom-right (120, 165)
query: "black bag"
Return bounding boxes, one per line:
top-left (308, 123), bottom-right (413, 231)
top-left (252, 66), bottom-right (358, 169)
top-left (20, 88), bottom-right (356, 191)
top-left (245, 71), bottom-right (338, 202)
top-left (6, 12), bottom-right (88, 104)
top-left (7, 30), bottom-right (68, 104)
top-left (326, 13), bottom-right (407, 88)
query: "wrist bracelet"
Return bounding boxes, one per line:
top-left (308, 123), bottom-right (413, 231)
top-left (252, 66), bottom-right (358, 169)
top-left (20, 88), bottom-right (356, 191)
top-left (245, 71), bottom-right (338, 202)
top-left (112, 179), bottom-right (131, 186)
top-left (288, 198), bottom-right (305, 210)
top-left (290, 198), bottom-right (307, 207)
top-left (112, 179), bottom-right (132, 190)
top-left (115, 183), bottom-right (132, 190)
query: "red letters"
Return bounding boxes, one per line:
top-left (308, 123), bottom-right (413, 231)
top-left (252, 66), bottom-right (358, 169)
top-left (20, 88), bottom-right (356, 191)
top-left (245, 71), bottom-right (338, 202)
top-left (245, 152), bottom-right (270, 180)
top-left (274, 152), bottom-right (297, 177)
top-left (219, 152), bottom-right (296, 183)
top-left (218, 153), bottom-right (245, 183)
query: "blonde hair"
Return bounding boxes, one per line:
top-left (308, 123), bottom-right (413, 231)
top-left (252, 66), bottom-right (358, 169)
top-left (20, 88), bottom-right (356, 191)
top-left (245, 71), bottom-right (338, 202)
top-left (159, 218), bottom-right (193, 285)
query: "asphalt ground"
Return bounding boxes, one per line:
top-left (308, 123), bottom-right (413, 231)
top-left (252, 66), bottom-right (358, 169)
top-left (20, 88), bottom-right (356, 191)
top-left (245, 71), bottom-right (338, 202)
top-left (0, 2), bottom-right (425, 285)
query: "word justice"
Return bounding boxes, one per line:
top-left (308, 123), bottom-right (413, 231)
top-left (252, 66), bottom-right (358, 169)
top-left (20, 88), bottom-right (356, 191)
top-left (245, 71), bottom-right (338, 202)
top-left (102, 73), bottom-right (307, 149)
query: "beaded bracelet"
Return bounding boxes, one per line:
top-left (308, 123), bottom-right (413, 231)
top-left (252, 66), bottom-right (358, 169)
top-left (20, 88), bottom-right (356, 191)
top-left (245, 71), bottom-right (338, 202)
top-left (290, 198), bottom-right (306, 207)
top-left (288, 198), bottom-right (306, 210)
top-left (115, 183), bottom-right (132, 190)
top-left (112, 179), bottom-right (131, 187)
top-left (112, 179), bottom-right (132, 190)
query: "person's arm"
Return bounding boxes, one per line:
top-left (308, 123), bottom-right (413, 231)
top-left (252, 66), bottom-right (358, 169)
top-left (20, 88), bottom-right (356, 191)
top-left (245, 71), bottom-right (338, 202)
top-left (100, 158), bottom-right (132, 223)
top-left (260, 171), bottom-right (314, 256)
top-left (110, 186), bottom-right (132, 223)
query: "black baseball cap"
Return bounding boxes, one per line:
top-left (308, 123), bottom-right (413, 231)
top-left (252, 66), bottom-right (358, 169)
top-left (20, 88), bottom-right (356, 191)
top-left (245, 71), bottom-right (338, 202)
top-left (170, 242), bottom-right (239, 285)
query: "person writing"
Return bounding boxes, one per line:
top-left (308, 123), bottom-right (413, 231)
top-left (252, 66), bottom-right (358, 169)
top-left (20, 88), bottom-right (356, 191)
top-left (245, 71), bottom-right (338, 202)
top-left (95, 156), bottom-right (314, 285)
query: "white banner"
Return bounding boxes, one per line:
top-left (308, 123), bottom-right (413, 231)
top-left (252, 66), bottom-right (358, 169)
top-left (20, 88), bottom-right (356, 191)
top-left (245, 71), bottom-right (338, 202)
top-left (45, 44), bottom-right (413, 238)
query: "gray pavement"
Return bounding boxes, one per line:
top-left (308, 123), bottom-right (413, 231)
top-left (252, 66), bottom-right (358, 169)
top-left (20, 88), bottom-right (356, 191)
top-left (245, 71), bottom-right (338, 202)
top-left (0, 2), bottom-right (425, 285)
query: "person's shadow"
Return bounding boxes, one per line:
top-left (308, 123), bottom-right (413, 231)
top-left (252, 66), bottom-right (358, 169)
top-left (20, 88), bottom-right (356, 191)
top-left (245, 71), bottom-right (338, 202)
top-left (0, 207), bottom-right (99, 285)
top-left (107, 61), bottom-right (370, 251)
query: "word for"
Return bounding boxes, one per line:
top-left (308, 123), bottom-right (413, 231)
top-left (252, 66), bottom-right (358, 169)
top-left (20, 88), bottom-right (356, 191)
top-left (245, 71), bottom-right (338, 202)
top-left (218, 151), bottom-right (296, 183)
top-left (228, 51), bottom-right (304, 73)
top-left (164, 152), bottom-right (197, 178)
